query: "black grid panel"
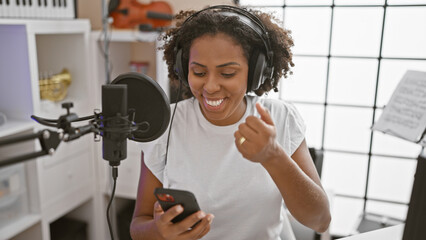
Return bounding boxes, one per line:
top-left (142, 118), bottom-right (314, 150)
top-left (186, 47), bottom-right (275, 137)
top-left (241, 0), bottom-right (426, 237)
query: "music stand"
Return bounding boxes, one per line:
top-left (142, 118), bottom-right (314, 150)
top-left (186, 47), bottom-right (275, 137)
top-left (371, 70), bottom-right (426, 239)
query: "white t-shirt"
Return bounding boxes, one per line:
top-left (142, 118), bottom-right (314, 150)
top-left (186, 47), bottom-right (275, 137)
top-left (142, 95), bottom-right (306, 240)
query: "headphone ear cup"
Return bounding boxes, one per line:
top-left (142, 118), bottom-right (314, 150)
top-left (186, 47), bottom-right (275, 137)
top-left (247, 49), bottom-right (266, 92)
top-left (174, 48), bottom-right (189, 86)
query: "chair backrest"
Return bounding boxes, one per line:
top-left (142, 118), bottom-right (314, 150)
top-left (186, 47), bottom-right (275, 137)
top-left (309, 147), bottom-right (324, 178)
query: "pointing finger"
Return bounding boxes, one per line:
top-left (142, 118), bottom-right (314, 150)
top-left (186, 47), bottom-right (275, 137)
top-left (256, 103), bottom-right (274, 126)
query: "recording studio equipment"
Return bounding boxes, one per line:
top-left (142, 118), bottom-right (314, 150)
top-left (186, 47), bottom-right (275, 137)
top-left (1, 72), bottom-right (170, 240)
top-left (108, 0), bottom-right (173, 30)
top-left (111, 72), bottom-right (170, 142)
top-left (101, 84), bottom-right (129, 165)
top-left (39, 68), bottom-right (72, 102)
top-left (100, 72), bottom-right (170, 165)
top-left (173, 5), bottom-right (275, 92)
top-left (0, 72), bottom-right (171, 168)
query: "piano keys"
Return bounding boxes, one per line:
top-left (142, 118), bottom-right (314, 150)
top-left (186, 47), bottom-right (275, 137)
top-left (0, 0), bottom-right (76, 19)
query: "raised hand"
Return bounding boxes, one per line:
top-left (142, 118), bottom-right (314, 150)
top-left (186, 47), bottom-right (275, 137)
top-left (234, 102), bottom-right (282, 163)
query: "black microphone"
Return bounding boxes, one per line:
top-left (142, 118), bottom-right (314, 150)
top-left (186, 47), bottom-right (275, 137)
top-left (100, 72), bottom-right (171, 166)
top-left (101, 84), bottom-right (129, 166)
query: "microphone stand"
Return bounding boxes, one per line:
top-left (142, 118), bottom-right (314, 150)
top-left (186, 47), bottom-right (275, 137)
top-left (0, 99), bottom-right (135, 240)
top-left (0, 102), bottom-right (99, 168)
top-left (0, 129), bottom-right (62, 168)
top-left (0, 101), bottom-right (124, 240)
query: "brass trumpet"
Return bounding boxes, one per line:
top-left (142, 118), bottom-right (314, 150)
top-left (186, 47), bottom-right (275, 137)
top-left (39, 69), bottom-right (72, 102)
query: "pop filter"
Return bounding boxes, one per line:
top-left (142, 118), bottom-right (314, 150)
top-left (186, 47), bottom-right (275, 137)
top-left (111, 72), bottom-right (170, 142)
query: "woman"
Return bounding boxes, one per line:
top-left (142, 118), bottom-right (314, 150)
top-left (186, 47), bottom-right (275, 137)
top-left (130, 5), bottom-right (331, 240)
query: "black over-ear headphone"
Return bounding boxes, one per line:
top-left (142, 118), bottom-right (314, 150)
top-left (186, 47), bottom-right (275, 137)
top-left (173, 5), bottom-right (275, 93)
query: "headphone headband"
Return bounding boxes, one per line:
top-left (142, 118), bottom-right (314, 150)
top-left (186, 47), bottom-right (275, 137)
top-left (182, 5), bottom-right (273, 63)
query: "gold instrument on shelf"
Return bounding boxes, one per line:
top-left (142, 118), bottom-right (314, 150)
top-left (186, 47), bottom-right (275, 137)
top-left (39, 69), bottom-right (72, 102)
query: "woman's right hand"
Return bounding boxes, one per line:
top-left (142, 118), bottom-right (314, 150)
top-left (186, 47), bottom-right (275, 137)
top-left (153, 201), bottom-right (214, 240)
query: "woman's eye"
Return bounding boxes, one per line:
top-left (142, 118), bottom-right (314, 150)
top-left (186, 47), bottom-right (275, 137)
top-left (222, 73), bottom-right (236, 78)
top-left (193, 72), bottom-right (206, 77)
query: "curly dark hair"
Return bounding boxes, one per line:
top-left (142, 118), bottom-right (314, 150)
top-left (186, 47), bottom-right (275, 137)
top-left (159, 5), bottom-right (294, 98)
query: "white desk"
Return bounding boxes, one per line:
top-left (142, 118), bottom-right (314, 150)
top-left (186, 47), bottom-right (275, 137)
top-left (339, 224), bottom-right (404, 240)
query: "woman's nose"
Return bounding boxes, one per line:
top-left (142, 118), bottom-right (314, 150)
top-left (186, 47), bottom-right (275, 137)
top-left (203, 74), bottom-right (220, 93)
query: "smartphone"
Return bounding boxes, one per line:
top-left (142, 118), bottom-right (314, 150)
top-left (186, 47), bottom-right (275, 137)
top-left (154, 188), bottom-right (201, 223)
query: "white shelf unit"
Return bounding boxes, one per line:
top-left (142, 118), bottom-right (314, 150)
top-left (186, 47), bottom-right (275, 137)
top-left (0, 121), bottom-right (35, 138)
top-left (0, 19), bottom-right (101, 240)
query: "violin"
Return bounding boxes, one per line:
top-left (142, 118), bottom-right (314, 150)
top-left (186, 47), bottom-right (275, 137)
top-left (109, 0), bottom-right (173, 30)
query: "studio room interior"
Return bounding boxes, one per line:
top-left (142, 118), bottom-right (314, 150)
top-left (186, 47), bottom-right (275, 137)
top-left (0, 0), bottom-right (425, 240)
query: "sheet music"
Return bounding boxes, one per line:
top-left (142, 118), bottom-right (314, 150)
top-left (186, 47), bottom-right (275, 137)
top-left (372, 70), bottom-right (426, 146)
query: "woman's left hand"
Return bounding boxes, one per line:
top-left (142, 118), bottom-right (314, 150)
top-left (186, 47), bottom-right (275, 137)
top-left (234, 102), bottom-right (281, 163)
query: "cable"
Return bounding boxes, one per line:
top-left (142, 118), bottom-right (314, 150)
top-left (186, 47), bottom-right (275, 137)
top-left (100, 0), bottom-right (113, 84)
top-left (106, 166), bottom-right (118, 240)
top-left (30, 115), bottom-right (58, 128)
top-left (164, 81), bottom-right (182, 165)
top-left (31, 114), bottom-right (96, 124)
top-left (97, 28), bottom-right (113, 83)
top-left (73, 115), bottom-right (97, 122)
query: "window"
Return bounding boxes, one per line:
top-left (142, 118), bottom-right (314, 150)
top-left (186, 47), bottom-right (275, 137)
top-left (240, 0), bottom-right (426, 237)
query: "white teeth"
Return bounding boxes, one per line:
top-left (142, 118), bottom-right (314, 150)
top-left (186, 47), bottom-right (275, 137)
top-left (206, 99), bottom-right (224, 107)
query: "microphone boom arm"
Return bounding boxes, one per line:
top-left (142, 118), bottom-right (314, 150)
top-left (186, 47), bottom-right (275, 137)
top-left (0, 102), bottom-right (99, 168)
top-left (0, 129), bottom-right (62, 168)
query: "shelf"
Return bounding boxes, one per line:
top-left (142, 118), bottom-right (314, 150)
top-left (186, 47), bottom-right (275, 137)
top-left (0, 214), bottom-right (41, 240)
top-left (0, 19), bottom-right (90, 35)
top-left (92, 29), bottom-right (159, 43)
top-left (90, 27), bottom-right (169, 98)
top-left (0, 120), bottom-right (34, 138)
top-left (0, 18), bottom-right (99, 240)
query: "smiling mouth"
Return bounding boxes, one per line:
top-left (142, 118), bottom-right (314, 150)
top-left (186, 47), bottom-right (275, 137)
top-left (205, 98), bottom-right (224, 107)
top-left (203, 97), bottom-right (226, 109)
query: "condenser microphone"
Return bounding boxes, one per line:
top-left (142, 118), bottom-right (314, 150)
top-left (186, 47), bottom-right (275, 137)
top-left (100, 72), bottom-right (171, 165)
top-left (100, 72), bottom-right (170, 240)
top-left (102, 84), bottom-right (129, 166)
